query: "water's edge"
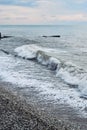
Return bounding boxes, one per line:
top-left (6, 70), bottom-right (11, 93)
top-left (0, 82), bottom-right (86, 130)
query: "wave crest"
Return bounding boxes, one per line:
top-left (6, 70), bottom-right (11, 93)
top-left (14, 44), bottom-right (87, 98)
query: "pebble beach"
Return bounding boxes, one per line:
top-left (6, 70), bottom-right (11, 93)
top-left (0, 84), bottom-right (87, 130)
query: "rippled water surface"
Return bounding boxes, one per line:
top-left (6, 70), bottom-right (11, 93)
top-left (0, 25), bottom-right (87, 119)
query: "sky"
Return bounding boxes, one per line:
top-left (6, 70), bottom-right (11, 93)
top-left (0, 0), bottom-right (87, 25)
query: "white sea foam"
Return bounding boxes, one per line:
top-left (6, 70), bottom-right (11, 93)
top-left (0, 53), bottom-right (87, 117)
top-left (56, 61), bottom-right (87, 98)
top-left (79, 78), bottom-right (87, 98)
top-left (36, 51), bottom-right (50, 65)
top-left (14, 44), bottom-right (87, 99)
top-left (56, 68), bottom-right (79, 86)
top-left (36, 51), bottom-right (61, 70)
top-left (48, 57), bottom-right (61, 70)
top-left (14, 45), bottom-right (40, 59)
top-left (15, 45), bottom-right (62, 70)
top-left (15, 44), bottom-right (67, 59)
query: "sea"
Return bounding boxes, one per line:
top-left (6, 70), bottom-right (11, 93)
top-left (0, 25), bottom-right (87, 119)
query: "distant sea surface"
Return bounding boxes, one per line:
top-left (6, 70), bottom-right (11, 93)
top-left (0, 25), bottom-right (87, 118)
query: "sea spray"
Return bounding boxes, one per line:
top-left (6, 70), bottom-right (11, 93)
top-left (14, 45), bottom-right (40, 59)
top-left (14, 44), bottom-right (87, 98)
top-left (36, 51), bottom-right (61, 70)
top-left (36, 51), bottom-right (50, 66)
top-left (15, 45), bottom-right (61, 70)
top-left (56, 68), bottom-right (79, 86)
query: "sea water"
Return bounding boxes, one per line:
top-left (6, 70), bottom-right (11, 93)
top-left (0, 25), bottom-right (87, 118)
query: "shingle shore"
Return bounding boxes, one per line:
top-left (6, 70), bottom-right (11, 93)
top-left (0, 86), bottom-right (85, 130)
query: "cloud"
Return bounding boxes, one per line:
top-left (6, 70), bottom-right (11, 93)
top-left (0, 0), bottom-right (87, 24)
top-left (55, 14), bottom-right (87, 21)
top-left (0, 0), bottom-right (37, 7)
top-left (74, 0), bottom-right (87, 3)
top-left (0, 5), bottom-right (45, 24)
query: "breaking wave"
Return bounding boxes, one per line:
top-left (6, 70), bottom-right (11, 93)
top-left (14, 44), bottom-right (87, 98)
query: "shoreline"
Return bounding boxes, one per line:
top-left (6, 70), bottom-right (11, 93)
top-left (0, 85), bottom-right (56, 130)
top-left (0, 83), bottom-right (87, 130)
